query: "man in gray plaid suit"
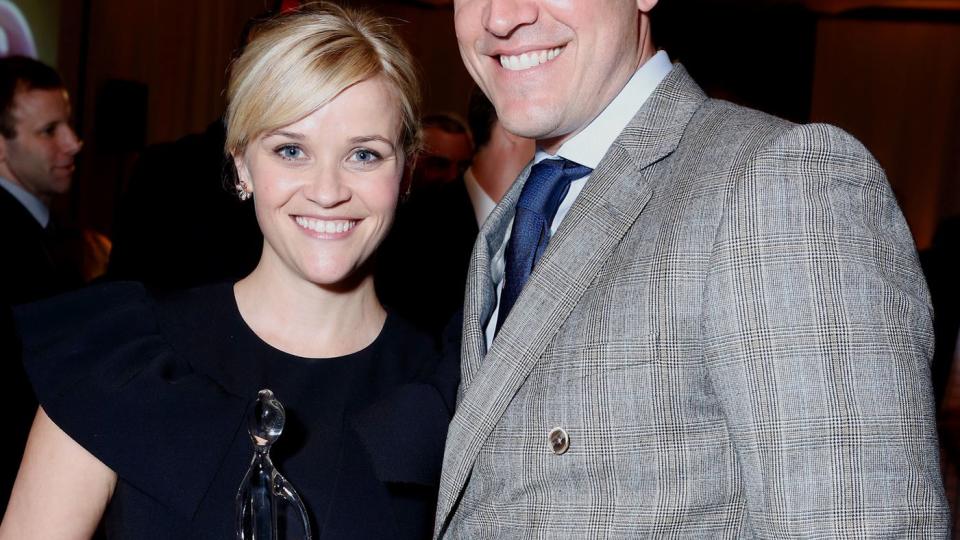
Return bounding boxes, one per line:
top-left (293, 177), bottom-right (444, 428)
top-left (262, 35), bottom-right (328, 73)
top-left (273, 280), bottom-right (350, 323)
top-left (435, 0), bottom-right (949, 537)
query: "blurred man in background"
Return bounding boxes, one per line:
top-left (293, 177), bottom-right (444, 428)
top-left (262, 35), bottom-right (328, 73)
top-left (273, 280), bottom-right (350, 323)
top-left (0, 55), bottom-right (82, 305)
top-left (0, 54), bottom-right (82, 517)
top-left (410, 113), bottom-right (474, 192)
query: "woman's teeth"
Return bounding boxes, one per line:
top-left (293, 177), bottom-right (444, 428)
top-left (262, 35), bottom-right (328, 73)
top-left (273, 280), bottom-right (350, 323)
top-left (295, 216), bottom-right (357, 234)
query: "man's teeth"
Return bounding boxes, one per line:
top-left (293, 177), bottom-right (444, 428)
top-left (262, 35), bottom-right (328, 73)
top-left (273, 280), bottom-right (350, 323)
top-left (295, 216), bottom-right (357, 234)
top-left (499, 47), bottom-right (563, 71)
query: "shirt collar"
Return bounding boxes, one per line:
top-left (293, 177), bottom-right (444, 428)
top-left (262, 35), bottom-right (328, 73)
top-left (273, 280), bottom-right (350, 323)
top-left (0, 176), bottom-right (49, 227)
top-left (463, 167), bottom-right (497, 227)
top-left (536, 50), bottom-right (673, 168)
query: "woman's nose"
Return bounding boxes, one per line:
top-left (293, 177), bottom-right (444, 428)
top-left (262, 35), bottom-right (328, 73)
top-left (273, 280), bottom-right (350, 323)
top-left (304, 169), bottom-right (351, 207)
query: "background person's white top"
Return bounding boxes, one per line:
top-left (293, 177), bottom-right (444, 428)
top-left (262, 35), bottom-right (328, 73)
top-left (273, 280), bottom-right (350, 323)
top-left (464, 167), bottom-right (497, 227)
top-left (0, 175), bottom-right (49, 227)
top-left (485, 51), bottom-right (674, 348)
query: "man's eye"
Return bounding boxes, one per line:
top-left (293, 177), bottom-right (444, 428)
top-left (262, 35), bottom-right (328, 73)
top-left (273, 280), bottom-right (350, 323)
top-left (276, 145), bottom-right (304, 160)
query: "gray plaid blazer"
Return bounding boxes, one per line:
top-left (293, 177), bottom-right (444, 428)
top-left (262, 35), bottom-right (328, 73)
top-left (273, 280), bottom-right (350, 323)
top-left (434, 65), bottom-right (949, 538)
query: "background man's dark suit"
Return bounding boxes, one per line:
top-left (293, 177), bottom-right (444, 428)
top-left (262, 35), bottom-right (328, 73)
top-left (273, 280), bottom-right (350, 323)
top-left (0, 187), bottom-right (79, 305)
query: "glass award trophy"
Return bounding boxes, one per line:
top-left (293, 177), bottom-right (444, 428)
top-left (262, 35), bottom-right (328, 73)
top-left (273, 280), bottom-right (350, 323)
top-left (236, 389), bottom-right (313, 540)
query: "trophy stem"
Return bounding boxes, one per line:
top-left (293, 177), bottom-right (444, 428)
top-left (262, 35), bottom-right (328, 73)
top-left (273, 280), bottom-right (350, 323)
top-left (236, 451), bottom-right (279, 540)
top-left (236, 389), bottom-right (313, 540)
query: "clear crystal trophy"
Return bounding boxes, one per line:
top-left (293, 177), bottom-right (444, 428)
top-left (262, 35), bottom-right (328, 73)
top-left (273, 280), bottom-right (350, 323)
top-left (236, 389), bottom-right (313, 540)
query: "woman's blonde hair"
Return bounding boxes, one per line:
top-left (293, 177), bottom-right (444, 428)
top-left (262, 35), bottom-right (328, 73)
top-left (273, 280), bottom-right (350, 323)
top-left (225, 3), bottom-right (421, 159)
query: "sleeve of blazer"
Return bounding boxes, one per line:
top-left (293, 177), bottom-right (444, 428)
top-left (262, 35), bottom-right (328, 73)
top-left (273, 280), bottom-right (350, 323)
top-left (702, 123), bottom-right (949, 537)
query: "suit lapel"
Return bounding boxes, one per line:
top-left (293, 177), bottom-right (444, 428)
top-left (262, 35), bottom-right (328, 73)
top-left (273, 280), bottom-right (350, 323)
top-left (436, 65), bottom-right (708, 535)
top-left (458, 162), bottom-right (531, 394)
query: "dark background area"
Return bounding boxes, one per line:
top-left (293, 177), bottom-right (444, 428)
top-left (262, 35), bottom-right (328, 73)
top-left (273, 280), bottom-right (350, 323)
top-left (49, 0), bottom-right (959, 251)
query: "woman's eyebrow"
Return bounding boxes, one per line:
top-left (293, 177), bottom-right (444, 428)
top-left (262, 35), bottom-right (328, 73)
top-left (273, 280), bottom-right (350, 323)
top-left (264, 129), bottom-right (305, 140)
top-left (350, 135), bottom-right (395, 148)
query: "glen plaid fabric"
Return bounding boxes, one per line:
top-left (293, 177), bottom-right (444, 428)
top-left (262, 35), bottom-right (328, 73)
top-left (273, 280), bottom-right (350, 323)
top-left (435, 65), bottom-right (949, 538)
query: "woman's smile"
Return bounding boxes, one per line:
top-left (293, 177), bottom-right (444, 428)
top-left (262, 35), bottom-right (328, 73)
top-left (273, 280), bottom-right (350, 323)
top-left (293, 215), bottom-right (360, 237)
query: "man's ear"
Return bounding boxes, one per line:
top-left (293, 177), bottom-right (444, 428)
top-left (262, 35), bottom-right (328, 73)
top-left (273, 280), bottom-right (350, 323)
top-left (0, 136), bottom-right (7, 163)
top-left (637, 0), bottom-right (659, 13)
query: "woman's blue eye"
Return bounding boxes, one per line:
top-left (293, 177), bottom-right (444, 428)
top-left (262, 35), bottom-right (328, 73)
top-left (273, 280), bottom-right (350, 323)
top-left (354, 149), bottom-right (377, 162)
top-left (277, 145), bottom-right (303, 160)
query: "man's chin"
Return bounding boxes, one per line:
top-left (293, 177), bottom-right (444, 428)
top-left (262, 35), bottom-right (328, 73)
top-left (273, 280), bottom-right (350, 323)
top-left (497, 110), bottom-right (560, 143)
top-left (49, 178), bottom-right (73, 194)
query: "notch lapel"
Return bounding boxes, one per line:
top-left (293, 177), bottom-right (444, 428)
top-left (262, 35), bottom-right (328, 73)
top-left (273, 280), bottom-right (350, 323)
top-left (435, 65), bottom-right (707, 536)
top-left (457, 162), bottom-right (532, 394)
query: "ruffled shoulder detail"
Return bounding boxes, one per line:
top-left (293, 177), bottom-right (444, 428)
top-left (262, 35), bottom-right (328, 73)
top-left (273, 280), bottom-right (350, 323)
top-left (15, 282), bottom-right (248, 521)
top-left (350, 380), bottom-right (452, 487)
top-left (350, 312), bottom-right (461, 487)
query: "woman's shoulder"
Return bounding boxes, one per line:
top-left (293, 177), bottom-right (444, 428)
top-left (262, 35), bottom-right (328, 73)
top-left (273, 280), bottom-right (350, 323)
top-left (378, 312), bottom-right (441, 373)
top-left (15, 281), bottom-right (238, 393)
top-left (16, 281), bottom-right (162, 392)
top-left (370, 310), bottom-right (462, 412)
top-left (16, 280), bottom-right (153, 340)
top-left (347, 311), bottom-right (462, 489)
top-left (15, 281), bottom-right (249, 521)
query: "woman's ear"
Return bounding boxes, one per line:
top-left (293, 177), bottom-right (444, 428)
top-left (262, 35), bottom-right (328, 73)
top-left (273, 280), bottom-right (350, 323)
top-left (233, 153), bottom-right (254, 193)
top-left (231, 152), bottom-right (254, 201)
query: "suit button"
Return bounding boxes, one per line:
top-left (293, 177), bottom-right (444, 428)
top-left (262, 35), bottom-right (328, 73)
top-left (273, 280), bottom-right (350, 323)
top-left (549, 427), bottom-right (569, 455)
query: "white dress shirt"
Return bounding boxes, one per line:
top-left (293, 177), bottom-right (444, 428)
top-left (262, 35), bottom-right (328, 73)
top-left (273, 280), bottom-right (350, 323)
top-left (463, 167), bottom-right (497, 227)
top-left (485, 51), bottom-right (674, 347)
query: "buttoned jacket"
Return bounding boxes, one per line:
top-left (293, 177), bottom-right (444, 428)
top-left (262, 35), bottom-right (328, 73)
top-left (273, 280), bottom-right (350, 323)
top-left (435, 65), bottom-right (948, 538)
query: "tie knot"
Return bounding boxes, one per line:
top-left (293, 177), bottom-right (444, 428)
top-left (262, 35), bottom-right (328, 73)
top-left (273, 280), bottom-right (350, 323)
top-left (518, 158), bottom-right (592, 217)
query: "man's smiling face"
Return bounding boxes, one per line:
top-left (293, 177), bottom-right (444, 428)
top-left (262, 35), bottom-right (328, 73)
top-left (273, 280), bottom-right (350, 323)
top-left (454, 0), bottom-right (652, 152)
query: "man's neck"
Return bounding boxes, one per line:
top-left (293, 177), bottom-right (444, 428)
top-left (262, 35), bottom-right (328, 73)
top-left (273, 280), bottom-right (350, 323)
top-left (538, 36), bottom-right (659, 155)
top-left (536, 49), bottom-right (673, 169)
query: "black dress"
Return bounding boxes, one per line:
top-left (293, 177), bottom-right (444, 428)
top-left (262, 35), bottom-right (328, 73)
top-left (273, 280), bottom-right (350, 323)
top-left (15, 282), bottom-right (459, 539)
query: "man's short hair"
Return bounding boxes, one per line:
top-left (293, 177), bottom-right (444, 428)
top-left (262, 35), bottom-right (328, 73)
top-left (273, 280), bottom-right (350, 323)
top-left (422, 112), bottom-right (469, 137)
top-left (0, 56), bottom-right (64, 138)
top-left (466, 85), bottom-right (497, 150)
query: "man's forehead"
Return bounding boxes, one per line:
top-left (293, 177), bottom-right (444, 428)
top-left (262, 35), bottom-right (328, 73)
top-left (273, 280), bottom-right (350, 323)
top-left (12, 88), bottom-right (70, 126)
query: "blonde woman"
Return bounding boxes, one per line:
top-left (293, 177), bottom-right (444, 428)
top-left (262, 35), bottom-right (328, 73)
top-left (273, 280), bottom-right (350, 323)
top-left (0, 5), bottom-right (456, 538)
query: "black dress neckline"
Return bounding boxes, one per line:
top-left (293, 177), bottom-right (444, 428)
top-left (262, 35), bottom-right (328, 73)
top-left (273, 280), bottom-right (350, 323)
top-left (157, 282), bottom-right (396, 400)
top-left (223, 282), bottom-right (388, 364)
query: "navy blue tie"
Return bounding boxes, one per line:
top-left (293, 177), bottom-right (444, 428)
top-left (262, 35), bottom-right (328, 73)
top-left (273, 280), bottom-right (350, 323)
top-left (496, 158), bottom-right (592, 332)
